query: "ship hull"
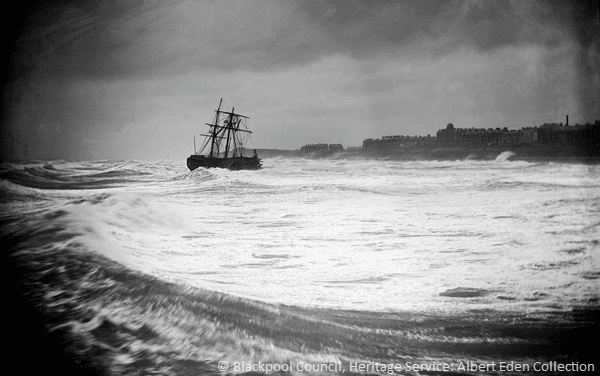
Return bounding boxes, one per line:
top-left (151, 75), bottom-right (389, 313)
top-left (187, 155), bottom-right (262, 171)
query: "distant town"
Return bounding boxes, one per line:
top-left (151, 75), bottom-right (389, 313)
top-left (299, 116), bottom-right (600, 155)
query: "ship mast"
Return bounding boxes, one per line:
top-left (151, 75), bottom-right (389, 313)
top-left (200, 99), bottom-right (253, 158)
top-left (209, 98), bottom-right (223, 157)
top-left (232, 118), bottom-right (241, 157)
top-left (224, 108), bottom-right (235, 158)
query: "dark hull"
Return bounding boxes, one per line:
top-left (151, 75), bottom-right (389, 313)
top-left (187, 155), bottom-right (262, 171)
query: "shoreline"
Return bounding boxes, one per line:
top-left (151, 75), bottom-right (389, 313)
top-left (257, 144), bottom-right (600, 164)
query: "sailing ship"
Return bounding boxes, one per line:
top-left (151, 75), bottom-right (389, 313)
top-left (187, 99), bottom-right (262, 171)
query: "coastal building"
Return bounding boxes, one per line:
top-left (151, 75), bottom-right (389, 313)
top-left (328, 143), bottom-right (344, 152)
top-left (538, 123), bottom-right (589, 144)
top-left (500, 129), bottom-right (519, 145)
top-left (300, 143), bottom-right (345, 153)
top-left (436, 123), bottom-right (456, 145)
top-left (435, 116), bottom-right (599, 147)
top-left (360, 115), bottom-right (599, 151)
top-left (362, 135), bottom-right (435, 150)
top-left (519, 127), bottom-right (538, 143)
top-left (436, 124), bottom-right (513, 146)
top-left (522, 118), bottom-right (599, 146)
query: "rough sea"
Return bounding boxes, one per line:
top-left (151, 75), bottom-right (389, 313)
top-left (2, 154), bottom-right (599, 375)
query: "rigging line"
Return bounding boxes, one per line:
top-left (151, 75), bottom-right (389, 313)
top-left (204, 123), bottom-right (253, 133)
top-left (218, 110), bottom-right (249, 119)
top-left (200, 134), bottom-right (228, 139)
top-left (197, 131), bottom-right (211, 154)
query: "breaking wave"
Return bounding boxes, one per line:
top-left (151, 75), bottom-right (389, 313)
top-left (3, 158), bottom-right (599, 375)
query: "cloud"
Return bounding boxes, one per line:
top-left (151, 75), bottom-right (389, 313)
top-left (12, 1), bottom-right (595, 80)
top-left (1, 0), bottom-right (598, 161)
top-left (8, 0), bottom-right (314, 83)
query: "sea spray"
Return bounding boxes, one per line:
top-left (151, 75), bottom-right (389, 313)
top-left (494, 151), bottom-right (516, 162)
top-left (3, 158), bottom-right (599, 375)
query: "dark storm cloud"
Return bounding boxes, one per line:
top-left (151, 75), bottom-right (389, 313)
top-left (295, 0), bottom-right (598, 121)
top-left (7, 1), bottom-right (184, 82)
top-left (1, 0), bottom-right (598, 161)
top-left (7, 0), bottom-right (326, 83)
top-left (459, 1), bottom-right (599, 120)
top-left (6, 0), bottom-right (598, 80)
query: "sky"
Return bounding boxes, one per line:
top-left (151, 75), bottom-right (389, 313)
top-left (2, 0), bottom-right (599, 161)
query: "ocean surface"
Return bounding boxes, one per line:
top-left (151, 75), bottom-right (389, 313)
top-left (3, 154), bottom-right (599, 375)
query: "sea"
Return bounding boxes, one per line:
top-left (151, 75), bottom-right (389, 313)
top-left (2, 154), bottom-right (599, 375)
